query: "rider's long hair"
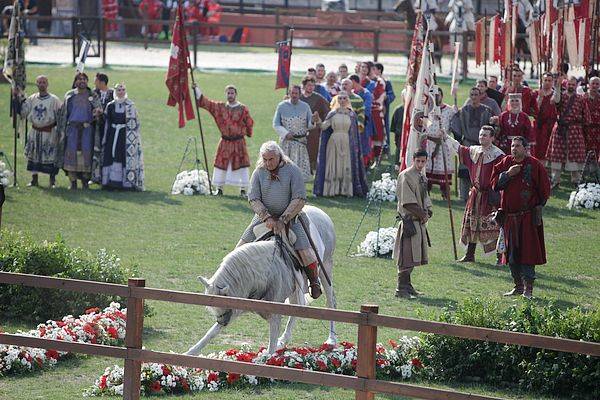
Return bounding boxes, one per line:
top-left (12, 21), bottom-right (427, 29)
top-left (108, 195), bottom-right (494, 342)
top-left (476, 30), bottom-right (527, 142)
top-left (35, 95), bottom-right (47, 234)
top-left (255, 141), bottom-right (292, 169)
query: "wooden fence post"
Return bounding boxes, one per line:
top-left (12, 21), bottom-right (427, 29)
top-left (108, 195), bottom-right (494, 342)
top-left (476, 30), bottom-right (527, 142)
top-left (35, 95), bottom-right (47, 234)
top-left (355, 304), bottom-right (378, 400)
top-left (123, 278), bottom-right (145, 400)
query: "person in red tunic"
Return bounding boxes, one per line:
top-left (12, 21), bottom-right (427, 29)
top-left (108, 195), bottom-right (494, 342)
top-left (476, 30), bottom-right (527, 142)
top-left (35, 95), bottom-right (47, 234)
top-left (502, 66), bottom-right (538, 117)
top-left (533, 72), bottom-right (558, 162)
top-left (139, 0), bottom-right (163, 38)
top-left (359, 61), bottom-right (387, 164)
top-left (193, 84), bottom-right (254, 197)
top-left (493, 93), bottom-right (534, 155)
top-left (491, 136), bottom-right (551, 299)
top-left (442, 126), bottom-right (505, 264)
top-left (546, 76), bottom-right (587, 188)
top-left (584, 77), bottom-right (600, 164)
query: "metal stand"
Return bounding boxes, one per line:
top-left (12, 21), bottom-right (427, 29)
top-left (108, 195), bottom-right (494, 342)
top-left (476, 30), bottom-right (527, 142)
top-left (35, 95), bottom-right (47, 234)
top-left (171, 136), bottom-right (205, 191)
top-left (346, 187), bottom-right (388, 258)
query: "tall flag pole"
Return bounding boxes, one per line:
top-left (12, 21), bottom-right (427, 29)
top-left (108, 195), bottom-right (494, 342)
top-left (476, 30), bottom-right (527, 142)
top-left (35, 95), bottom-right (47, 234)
top-left (166, 0), bottom-right (212, 193)
top-left (275, 28), bottom-right (294, 94)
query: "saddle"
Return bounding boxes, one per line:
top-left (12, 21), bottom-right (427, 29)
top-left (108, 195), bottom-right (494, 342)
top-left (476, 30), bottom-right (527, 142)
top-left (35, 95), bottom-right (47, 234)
top-left (252, 222), bottom-right (303, 270)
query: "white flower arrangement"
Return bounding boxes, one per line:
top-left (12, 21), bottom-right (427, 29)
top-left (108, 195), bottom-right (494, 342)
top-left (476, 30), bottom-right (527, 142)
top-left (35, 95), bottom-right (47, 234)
top-left (368, 173), bottom-right (397, 202)
top-left (358, 226), bottom-right (398, 257)
top-left (567, 183), bottom-right (600, 210)
top-left (0, 161), bottom-right (10, 188)
top-left (171, 169), bottom-right (210, 196)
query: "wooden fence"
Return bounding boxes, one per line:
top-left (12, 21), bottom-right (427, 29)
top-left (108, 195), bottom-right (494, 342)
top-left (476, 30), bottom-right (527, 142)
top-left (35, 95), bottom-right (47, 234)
top-left (1, 271), bottom-right (598, 400)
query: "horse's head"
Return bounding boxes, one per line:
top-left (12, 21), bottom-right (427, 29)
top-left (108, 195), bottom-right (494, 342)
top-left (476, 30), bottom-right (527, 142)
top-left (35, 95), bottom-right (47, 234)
top-left (198, 275), bottom-right (233, 326)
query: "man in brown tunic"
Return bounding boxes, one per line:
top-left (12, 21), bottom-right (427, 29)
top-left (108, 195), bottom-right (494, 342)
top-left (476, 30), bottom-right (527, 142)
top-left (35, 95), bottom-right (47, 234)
top-left (393, 150), bottom-right (433, 299)
top-left (300, 75), bottom-right (330, 172)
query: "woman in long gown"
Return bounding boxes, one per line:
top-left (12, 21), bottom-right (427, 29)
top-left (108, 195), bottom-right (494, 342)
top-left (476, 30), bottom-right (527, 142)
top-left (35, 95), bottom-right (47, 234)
top-left (313, 91), bottom-right (368, 197)
top-left (101, 83), bottom-right (145, 191)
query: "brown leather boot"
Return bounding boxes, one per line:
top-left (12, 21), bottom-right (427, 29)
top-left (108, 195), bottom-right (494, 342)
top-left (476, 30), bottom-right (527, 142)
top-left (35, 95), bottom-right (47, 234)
top-left (49, 174), bottom-right (56, 188)
top-left (503, 266), bottom-right (524, 296)
top-left (522, 280), bottom-right (534, 299)
top-left (70, 180), bottom-right (78, 190)
top-left (305, 262), bottom-right (322, 299)
top-left (28, 174), bottom-right (39, 187)
top-left (395, 272), bottom-right (415, 299)
top-left (458, 243), bottom-right (476, 262)
top-left (407, 273), bottom-right (423, 296)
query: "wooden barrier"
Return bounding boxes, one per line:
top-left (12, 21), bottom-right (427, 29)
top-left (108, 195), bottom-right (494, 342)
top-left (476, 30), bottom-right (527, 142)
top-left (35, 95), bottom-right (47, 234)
top-left (0, 271), bottom-right (598, 400)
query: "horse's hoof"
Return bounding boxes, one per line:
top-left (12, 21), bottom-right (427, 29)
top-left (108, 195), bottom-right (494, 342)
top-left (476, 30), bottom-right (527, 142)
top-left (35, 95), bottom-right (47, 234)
top-left (325, 337), bottom-right (338, 346)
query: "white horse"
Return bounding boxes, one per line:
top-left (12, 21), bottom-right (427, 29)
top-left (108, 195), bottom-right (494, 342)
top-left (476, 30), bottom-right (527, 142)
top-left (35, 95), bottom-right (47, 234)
top-left (186, 205), bottom-right (338, 356)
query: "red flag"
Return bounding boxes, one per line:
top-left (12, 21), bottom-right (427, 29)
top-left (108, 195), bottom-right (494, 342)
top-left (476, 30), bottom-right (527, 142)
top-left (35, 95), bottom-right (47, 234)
top-left (475, 17), bottom-right (486, 66)
top-left (275, 42), bottom-right (291, 90)
top-left (166, 5), bottom-right (194, 128)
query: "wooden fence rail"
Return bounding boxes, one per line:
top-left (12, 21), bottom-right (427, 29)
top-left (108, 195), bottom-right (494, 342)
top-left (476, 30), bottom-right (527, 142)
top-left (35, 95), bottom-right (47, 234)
top-left (1, 271), bottom-right (598, 400)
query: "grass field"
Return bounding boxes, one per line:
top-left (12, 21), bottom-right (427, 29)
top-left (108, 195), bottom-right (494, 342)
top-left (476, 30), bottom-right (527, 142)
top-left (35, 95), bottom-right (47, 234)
top-left (0, 65), bottom-right (599, 400)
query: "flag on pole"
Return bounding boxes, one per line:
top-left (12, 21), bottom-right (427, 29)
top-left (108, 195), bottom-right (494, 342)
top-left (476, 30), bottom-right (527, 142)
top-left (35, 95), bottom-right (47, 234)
top-left (166, 4), bottom-right (195, 128)
top-left (275, 41), bottom-right (292, 90)
top-left (450, 41), bottom-right (461, 99)
top-left (576, 18), bottom-right (591, 68)
top-left (2, 1), bottom-right (25, 91)
top-left (475, 17), bottom-right (486, 66)
top-left (527, 19), bottom-right (541, 66)
top-left (399, 12), bottom-right (425, 171)
top-left (75, 37), bottom-right (91, 73)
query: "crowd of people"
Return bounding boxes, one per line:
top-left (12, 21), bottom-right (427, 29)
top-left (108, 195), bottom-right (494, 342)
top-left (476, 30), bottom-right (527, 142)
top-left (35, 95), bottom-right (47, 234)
top-left (15, 72), bottom-right (145, 191)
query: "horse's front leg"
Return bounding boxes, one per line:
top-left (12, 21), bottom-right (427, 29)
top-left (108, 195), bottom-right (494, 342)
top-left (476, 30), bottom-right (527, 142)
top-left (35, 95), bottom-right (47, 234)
top-left (185, 322), bottom-right (223, 356)
top-left (322, 259), bottom-right (338, 346)
top-left (267, 314), bottom-right (282, 354)
top-left (278, 289), bottom-right (305, 348)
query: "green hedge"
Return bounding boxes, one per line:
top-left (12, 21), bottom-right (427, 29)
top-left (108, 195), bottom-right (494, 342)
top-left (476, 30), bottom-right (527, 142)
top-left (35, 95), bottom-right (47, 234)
top-left (0, 230), bottom-right (145, 321)
top-left (418, 298), bottom-right (600, 399)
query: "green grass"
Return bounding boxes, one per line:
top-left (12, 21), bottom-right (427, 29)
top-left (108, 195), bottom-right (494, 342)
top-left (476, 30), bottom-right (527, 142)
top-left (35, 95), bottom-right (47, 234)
top-left (0, 65), bottom-right (598, 400)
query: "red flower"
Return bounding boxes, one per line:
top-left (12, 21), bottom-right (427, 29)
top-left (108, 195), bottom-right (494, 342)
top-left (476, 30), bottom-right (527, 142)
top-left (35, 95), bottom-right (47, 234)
top-left (331, 358), bottom-right (341, 368)
top-left (85, 307), bottom-right (100, 314)
top-left (225, 349), bottom-right (238, 356)
top-left (114, 310), bottom-right (126, 319)
top-left (161, 365), bottom-right (171, 376)
top-left (38, 327), bottom-right (46, 337)
top-left (181, 378), bottom-right (190, 392)
top-left (340, 341), bottom-right (354, 349)
top-left (316, 360), bottom-right (328, 371)
top-left (319, 343), bottom-right (334, 352)
top-left (150, 381), bottom-right (162, 393)
top-left (99, 375), bottom-right (108, 390)
top-left (106, 326), bottom-right (119, 339)
top-left (226, 373), bottom-right (240, 384)
top-left (45, 349), bottom-right (59, 360)
top-left (266, 357), bottom-right (284, 366)
top-left (207, 371), bottom-right (219, 383)
top-left (275, 347), bottom-right (286, 355)
top-left (351, 359), bottom-right (357, 368)
top-left (295, 347), bottom-right (311, 356)
top-left (388, 339), bottom-right (398, 348)
top-left (293, 363), bottom-right (304, 369)
top-left (375, 344), bottom-right (385, 354)
top-left (235, 352), bottom-right (255, 363)
top-left (376, 358), bottom-right (387, 366)
top-left (411, 358), bottom-right (423, 369)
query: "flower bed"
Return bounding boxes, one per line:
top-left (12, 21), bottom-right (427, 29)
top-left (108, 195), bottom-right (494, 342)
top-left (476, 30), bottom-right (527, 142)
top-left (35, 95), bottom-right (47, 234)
top-left (0, 160), bottom-right (10, 188)
top-left (171, 169), bottom-right (210, 195)
top-left (567, 182), bottom-right (600, 210)
top-left (368, 173), bottom-right (397, 202)
top-left (358, 227), bottom-right (397, 258)
top-left (0, 303), bottom-right (126, 377)
top-left (85, 337), bottom-right (423, 396)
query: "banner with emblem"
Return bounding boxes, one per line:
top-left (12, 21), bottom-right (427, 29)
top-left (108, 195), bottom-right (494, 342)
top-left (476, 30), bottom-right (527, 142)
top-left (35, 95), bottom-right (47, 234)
top-left (275, 41), bottom-right (292, 90)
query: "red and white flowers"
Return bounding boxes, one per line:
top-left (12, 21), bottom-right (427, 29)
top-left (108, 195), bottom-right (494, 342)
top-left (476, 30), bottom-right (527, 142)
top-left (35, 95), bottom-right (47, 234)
top-left (86, 337), bottom-right (424, 396)
top-left (0, 302), bottom-right (126, 376)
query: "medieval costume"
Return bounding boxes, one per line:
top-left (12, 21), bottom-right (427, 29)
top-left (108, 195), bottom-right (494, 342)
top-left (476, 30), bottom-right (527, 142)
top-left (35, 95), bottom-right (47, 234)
top-left (313, 108), bottom-right (368, 197)
top-left (139, 0), bottom-right (162, 38)
top-left (20, 92), bottom-right (63, 178)
top-left (242, 157), bottom-right (321, 298)
top-left (450, 103), bottom-right (494, 201)
top-left (496, 110), bottom-right (534, 155)
top-left (464, 95), bottom-right (501, 116)
top-left (101, 97), bottom-right (144, 191)
top-left (91, 86), bottom-right (114, 184)
top-left (198, 94), bottom-right (254, 192)
top-left (502, 85), bottom-right (538, 117)
top-left (533, 88), bottom-right (558, 161)
top-left (354, 86), bottom-right (373, 166)
top-left (393, 164), bottom-right (432, 299)
top-left (59, 88), bottom-right (101, 186)
top-left (425, 104), bottom-right (457, 195)
top-left (446, 136), bottom-right (504, 260)
top-left (367, 76), bottom-right (387, 161)
top-left (584, 92), bottom-right (600, 160)
top-left (546, 92), bottom-right (587, 186)
top-left (273, 99), bottom-right (314, 182)
top-left (383, 79), bottom-right (396, 155)
top-left (491, 154), bottom-right (551, 298)
top-left (300, 92), bottom-right (330, 172)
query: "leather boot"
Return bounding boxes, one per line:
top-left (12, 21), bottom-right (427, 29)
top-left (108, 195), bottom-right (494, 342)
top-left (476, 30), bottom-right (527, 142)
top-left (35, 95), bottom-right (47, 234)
top-left (81, 179), bottom-right (89, 190)
top-left (305, 262), bottom-right (322, 299)
top-left (49, 174), bottom-right (56, 188)
top-left (503, 266), bottom-right (524, 296)
top-left (28, 174), bottom-right (39, 187)
top-left (395, 271), bottom-right (415, 299)
top-left (458, 243), bottom-right (476, 262)
top-left (522, 280), bottom-right (534, 299)
top-left (70, 180), bottom-right (78, 190)
top-left (407, 273), bottom-right (423, 296)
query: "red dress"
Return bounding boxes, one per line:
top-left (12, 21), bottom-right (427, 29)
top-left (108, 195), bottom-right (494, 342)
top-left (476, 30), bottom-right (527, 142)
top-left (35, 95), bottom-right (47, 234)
top-left (533, 90), bottom-right (557, 161)
top-left (496, 111), bottom-right (534, 154)
top-left (198, 97), bottom-right (254, 171)
top-left (546, 93), bottom-right (587, 165)
top-left (502, 86), bottom-right (539, 117)
top-left (584, 94), bottom-right (600, 159)
top-left (101, 0), bottom-right (119, 33)
top-left (491, 155), bottom-right (551, 266)
top-left (139, 0), bottom-right (162, 35)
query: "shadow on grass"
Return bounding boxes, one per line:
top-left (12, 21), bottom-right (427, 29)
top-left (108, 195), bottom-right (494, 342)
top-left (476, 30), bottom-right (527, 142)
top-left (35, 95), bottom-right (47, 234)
top-left (44, 187), bottom-right (183, 206)
top-left (413, 295), bottom-right (458, 309)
